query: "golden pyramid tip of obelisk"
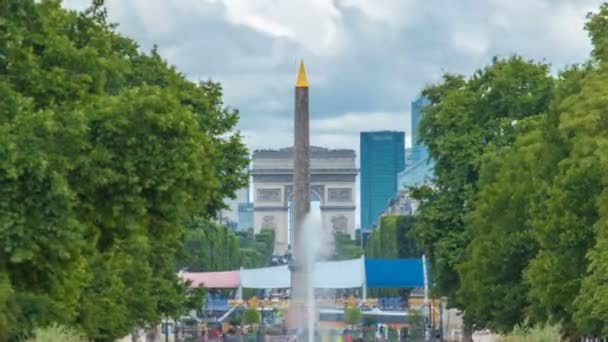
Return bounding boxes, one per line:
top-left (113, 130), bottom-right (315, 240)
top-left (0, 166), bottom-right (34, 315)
top-left (295, 60), bottom-right (308, 87)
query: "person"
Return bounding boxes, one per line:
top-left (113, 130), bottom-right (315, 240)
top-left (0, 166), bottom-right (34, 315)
top-left (225, 328), bottom-right (242, 342)
top-left (343, 328), bottom-right (353, 342)
top-left (378, 326), bottom-right (385, 342)
top-left (210, 328), bottom-right (221, 341)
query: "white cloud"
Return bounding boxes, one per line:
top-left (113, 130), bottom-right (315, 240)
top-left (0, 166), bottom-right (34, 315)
top-left (451, 31), bottom-right (489, 55)
top-left (241, 111), bottom-right (412, 154)
top-left (61, 0), bottom-right (605, 155)
top-left (312, 112), bottom-right (407, 134)
top-left (220, 0), bottom-right (344, 55)
top-left (337, 0), bottom-right (419, 27)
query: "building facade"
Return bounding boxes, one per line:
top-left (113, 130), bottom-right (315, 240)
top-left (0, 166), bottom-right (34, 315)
top-left (252, 147), bottom-right (358, 254)
top-left (238, 202), bottom-right (254, 231)
top-left (410, 96), bottom-right (429, 160)
top-left (218, 187), bottom-right (249, 230)
top-left (360, 131), bottom-right (405, 230)
top-left (398, 96), bottom-right (434, 190)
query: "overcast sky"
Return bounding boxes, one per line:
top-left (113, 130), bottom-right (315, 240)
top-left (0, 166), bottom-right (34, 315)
top-left (63, 0), bottom-right (603, 153)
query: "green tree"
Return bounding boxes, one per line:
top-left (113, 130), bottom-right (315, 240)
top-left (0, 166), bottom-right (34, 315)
top-left (242, 308), bottom-right (260, 325)
top-left (414, 55), bottom-right (554, 291)
top-left (0, 1), bottom-right (248, 340)
top-left (524, 63), bottom-right (607, 338)
top-left (179, 219), bottom-right (242, 272)
top-left (366, 215), bottom-right (420, 259)
top-left (27, 324), bottom-right (85, 342)
top-left (455, 63), bottom-right (588, 333)
top-left (428, 6), bottom-right (608, 337)
top-left (333, 232), bottom-right (363, 260)
top-left (410, 56), bottom-right (553, 339)
top-left (178, 223), bottom-right (276, 273)
top-left (0, 272), bottom-right (18, 338)
top-left (558, 6), bottom-right (608, 337)
top-left (407, 308), bottom-right (424, 337)
top-left (344, 307), bottom-right (362, 327)
top-left (456, 114), bottom-right (559, 333)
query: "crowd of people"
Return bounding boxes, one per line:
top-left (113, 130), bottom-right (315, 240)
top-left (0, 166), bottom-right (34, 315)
top-left (193, 325), bottom-right (398, 341)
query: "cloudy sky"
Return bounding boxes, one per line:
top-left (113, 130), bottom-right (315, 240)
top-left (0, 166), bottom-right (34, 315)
top-left (63, 0), bottom-right (603, 153)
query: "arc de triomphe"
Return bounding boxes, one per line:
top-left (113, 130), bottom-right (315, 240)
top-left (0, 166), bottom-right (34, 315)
top-left (252, 147), bottom-right (358, 254)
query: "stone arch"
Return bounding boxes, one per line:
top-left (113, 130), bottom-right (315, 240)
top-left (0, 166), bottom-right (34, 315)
top-left (252, 147), bottom-right (358, 254)
top-left (283, 185), bottom-right (324, 206)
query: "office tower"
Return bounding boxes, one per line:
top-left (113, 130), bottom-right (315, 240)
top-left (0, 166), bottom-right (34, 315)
top-left (398, 96), bottom-right (434, 190)
top-left (360, 131), bottom-right (405, 229)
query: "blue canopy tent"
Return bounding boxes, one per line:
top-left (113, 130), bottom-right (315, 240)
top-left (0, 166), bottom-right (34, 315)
top-left (364, 258), bottom-right (425, 288)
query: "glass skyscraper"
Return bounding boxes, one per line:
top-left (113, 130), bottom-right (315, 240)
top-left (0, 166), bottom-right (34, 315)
top-left (237, 202), bottom-right (254, 231)
top-left (398, 95), bottom-right (434, 190)
top-left (360, 131), bottom-right (406, 229)
top-left (410, 95), bottom-right (430, 161)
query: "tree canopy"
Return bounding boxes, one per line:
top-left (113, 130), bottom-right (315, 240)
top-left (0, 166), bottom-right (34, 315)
top-left (366, 215), bottom-right (420, 260)
top-left (178, 223), bottom-right (276, 273)
top-left (0, 0), bottom-right (248, 340)
top-left (411, 3), bottom-right (608, 339)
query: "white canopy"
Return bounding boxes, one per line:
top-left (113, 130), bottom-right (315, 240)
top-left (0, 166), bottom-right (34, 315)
top-left (240, 265), bottom-right (291, 289)
top-left (313, 258), bottom-right (365, 288)
top-left (239, 257), bottom-right (365, 289)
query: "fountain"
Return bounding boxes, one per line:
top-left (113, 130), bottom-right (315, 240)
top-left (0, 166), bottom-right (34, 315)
top-left (301, 203), bottom-right (327, 342)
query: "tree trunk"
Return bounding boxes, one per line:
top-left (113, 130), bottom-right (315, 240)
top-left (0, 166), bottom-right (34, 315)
top-left (561, 325), bottom-right (580, 342)
top-left (461, 322), bottom-right (474, 342)
top-left (131, 327), bottom-right (139, 342)
top-left (145, 326), bottom-right (158, 342)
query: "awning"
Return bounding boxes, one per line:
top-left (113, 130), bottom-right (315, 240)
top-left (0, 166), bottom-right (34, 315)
top-left (179, 270), bottom-right (240, 288)
top-left (240, 265), bottom-right (291, 289)
top-left (180, 257), bottom-right (426, 290)
top-left (365, 258), bottom-right (424, 288)
top-left (313, 258), bottom-right (364, 288)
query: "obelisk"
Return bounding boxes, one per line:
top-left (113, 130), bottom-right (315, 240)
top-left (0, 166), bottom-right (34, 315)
top-left (288, 60), bottom-right (311, 331)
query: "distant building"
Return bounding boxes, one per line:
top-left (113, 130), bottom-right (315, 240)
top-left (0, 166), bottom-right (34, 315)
top-left (410, 96), bottom-right (429, 161)
top-left (252, 146), bottom-right (358, 254)
top-left (360, 131), bottom-right (406, 230)
top-left (219, 187), bottom-right (249, 230)
top-left (384, 191), bottom-right (416, 216)
top-left (238, 202), bottom-right (254, 231)
top-left (398, 96), bottom-right (434, 190)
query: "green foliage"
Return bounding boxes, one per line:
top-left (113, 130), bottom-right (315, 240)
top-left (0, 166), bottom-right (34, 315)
top-left (585, 3), bottom-right (608, 64)
top-left (387, 327), bottom-right (399, 341)
top-left (0, 272), bottom-right (18, 339)
top-left (0, 0), bottom-right (248, 340)
top-left (497, 325), bottom-right (560, 342)
top-left (27, 324), bottom-right (85, 342)
top-left (407, 308), bottom-right (424, 328)
top-left (178, 224), bottom-right (275, 273)
top-left (180, 219), bottom-right (243, 272)
top-left (523, 65), bottom-right (604, 337)
top-left (243, 308), bottom-right (260, 325)
top-left (456, 115), bottom-right (558, 333)
top-left (249, 229), bottom-right (276, 265)
top-left (367, 215), bottom-right (420, 259)
top-left (333, 232), bottom-right (363, 260)
top-left (412, 4), bottom-right (608, 338)
top-left (344, 307), bottom-right (362, 325)
top-left (411, 56), bottom-right (554, 308)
